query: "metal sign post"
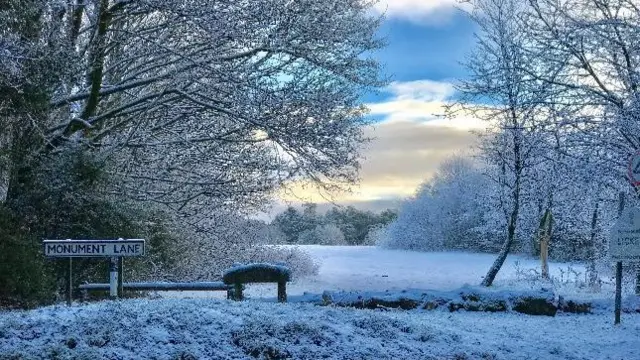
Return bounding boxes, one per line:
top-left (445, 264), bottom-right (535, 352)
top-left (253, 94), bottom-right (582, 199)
top-left (614, 192), bottom-right (625, 325)
top-left (611, 192), bottom-right (631, 324)
top-left (67, 257), bottom-right (72, 307)
top-left (109, 257), bottom-right (118, 299)
top-left (615, 261), bottom-right (622, 324)
top-left (118, 257), bottom-right (124, 297)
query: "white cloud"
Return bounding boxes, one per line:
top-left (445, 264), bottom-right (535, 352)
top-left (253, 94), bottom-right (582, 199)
top-left (421, 115), bottom-right (486, 131)
top-left (367, 99), bottom-right (445, 121)
top-left (277, 117), bottom-right (479, 207)
top-left (367, 80), bottom-right (486, 130)
top-left (374, 0), bottom-right (470, 21)
top-left (386, 79), bottom-right (455, 101)
top-left (272, 79), bottom-right (484, 215)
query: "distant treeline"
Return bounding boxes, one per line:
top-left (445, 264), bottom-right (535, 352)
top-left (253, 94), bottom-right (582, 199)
top-left (270, 204), bottom-right (397, 246)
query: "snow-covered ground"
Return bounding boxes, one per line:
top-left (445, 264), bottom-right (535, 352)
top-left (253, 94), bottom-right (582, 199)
top-left (167, 246), bottom-right (617, 301)
top-left (2, 246), bottom-right (639, 359)
top-left (286, 245), bottom-right (592, 293)
top-left (1, 297), bottom-right (639, 359)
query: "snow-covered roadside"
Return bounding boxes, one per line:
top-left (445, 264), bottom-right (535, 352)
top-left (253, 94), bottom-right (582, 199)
top-left (1, 298), bottom-right (639, 360)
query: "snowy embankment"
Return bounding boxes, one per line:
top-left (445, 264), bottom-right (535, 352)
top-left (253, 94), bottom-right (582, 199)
top-left (1, 298), bottom-right (639, 359)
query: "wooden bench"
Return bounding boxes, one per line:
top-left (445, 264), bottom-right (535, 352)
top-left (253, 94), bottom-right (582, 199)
top-left (223, 263), bottom-right (291, 302)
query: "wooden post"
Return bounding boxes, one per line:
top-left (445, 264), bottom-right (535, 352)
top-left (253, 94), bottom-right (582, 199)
top-left (540, 239), bottom-right (549, 279)
top-left (117, 257), bottom-right (124, 298)
top-left (67, 257), bottom-right (73, 306)
top-left (537, 209), bottom-right (552, 279)
top-left (615, 261), bottom-right (622, 325)
top-left (234, 283), bottom-right (243, 301)
top-left (277, 281), bottom-right (287, 303)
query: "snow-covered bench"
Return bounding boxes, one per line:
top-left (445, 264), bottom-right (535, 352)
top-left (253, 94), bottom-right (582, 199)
top-left (222, 263), bottom-right (291, 303)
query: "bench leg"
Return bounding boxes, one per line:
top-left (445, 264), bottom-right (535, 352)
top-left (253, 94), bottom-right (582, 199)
top-left (277, 282), bottom-right (286, 303)
top-left (234, 283), bottom-right (243, 301)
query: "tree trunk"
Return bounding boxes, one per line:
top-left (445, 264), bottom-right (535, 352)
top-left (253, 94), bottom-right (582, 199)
top-left (538, 209), bottom-right (552, 279)
top-left (62, 0), bottom-right (110, 138)
top-left (482, 166), bottom-right (520, 286)
top-left (587, 202), bottom-right (599, 288)
top-left (532, 198), bottom-right (544, 256)
top-left (481, 204), bottom-right (518, 286)
top-left (482, 107), bottom-right (521, 287)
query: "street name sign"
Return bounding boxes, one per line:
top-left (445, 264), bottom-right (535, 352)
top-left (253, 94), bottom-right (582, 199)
top-left (43, 239), bottom-right (145, 257)
top-left (609, 207), bottom-right (640, 261)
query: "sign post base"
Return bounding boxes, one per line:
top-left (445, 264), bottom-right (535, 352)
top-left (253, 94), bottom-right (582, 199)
top-left (615, 261), bottom-right (622, 325)
top-left (109, 257), bottom-right (118, 299)
top-left (67, 257), bottom-right (72, 306)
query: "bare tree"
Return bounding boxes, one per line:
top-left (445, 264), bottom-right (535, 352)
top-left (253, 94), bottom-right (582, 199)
top-left (521, 0), bottom-right (640, 176)
top-left (521, 0), bottom-right (640, 287)
top-left (451, 0), bottom-right (557, 286)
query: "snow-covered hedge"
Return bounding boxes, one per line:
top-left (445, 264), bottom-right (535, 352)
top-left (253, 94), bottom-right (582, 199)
top-left (305, 286), bottom-right (599, 316)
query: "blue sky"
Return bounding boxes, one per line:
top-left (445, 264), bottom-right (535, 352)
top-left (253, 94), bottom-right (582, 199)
top-left (364, 11), bottom-right (477, 112)
top-left (377, 15), bottom-right (475, 83)
top-left (278, 1), bottom-right (483, 214)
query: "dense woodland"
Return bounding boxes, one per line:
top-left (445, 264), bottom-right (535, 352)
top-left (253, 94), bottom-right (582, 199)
top-left (0, 0), bottom-right (383, 307)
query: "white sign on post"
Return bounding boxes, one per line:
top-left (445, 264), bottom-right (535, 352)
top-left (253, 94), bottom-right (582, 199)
top-left (43, 239), bottom-right (145, 257)
top-left (609, 207), bottom-right (640, 261)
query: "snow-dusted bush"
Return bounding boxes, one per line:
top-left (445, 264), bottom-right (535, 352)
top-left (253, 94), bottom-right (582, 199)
top-left (297, 224), bottom-right (347, 245)
top-left (0, 148), bottom-right (181, 308)
top-left (384, 156), bottom-right (501, 253)
top-left (240, 246), bottom-right (320, 278)
top-left (167, 216), bottom-right (319, 281)
top-left (364, 224), bottom-right (390, 246)
top-left (380, 149), bottom-right (618, 269)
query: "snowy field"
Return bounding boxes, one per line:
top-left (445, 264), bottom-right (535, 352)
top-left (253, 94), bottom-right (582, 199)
top-left (167, 245), bottom-right (616, 300)
top-left (2, 246), bottom-right (640, 359)
top-left (286, 245), bottom-right (593, 293)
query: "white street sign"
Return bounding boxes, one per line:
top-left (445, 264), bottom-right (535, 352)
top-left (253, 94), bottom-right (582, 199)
top-left (43, 239), bottom-right (145, 257)
top-left (628, 152), bottom-right (640, 186)
top-left (610, 207), bottom-right (640, 261)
